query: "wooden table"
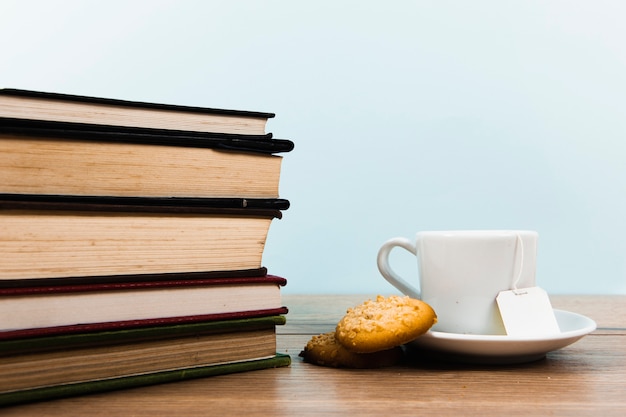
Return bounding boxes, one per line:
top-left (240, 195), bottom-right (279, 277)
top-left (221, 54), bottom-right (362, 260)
top-left (3, 295), bottom-right (625, 416)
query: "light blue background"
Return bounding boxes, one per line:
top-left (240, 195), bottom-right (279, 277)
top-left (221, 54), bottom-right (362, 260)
top-left (2, 1), bottom-right (625, 295)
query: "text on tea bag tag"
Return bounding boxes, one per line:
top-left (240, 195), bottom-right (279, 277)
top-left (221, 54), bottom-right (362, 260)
top-left (495, 234), bottom-right (560, 337)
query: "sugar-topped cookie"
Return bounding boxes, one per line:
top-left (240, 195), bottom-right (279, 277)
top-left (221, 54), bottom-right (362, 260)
top-left (299, 331), bottom-right (403, 368)
top-left (335, 295), bottom-right (437, 353)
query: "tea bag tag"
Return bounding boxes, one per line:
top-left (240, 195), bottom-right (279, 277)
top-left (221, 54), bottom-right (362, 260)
top-left (496, 234), bottom-right (560, 336)
top-left (496, 287), bottom-right (560, 337)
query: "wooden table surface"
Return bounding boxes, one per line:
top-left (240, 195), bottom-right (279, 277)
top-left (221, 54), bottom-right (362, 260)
top-left (3, 294), bottom-right (625, 416)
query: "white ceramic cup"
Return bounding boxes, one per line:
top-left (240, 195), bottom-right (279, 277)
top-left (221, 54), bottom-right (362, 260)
top-left (377, 230), bottom-right (538, 335)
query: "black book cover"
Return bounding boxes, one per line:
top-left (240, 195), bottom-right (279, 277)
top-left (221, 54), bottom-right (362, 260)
top-left (0, 193), bottom-right (289, 216)
top-left (0, 117), bottom-right (294, 154)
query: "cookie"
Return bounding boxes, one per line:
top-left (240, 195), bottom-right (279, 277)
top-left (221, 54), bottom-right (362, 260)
top-left (335, 295), bottom-right (437, 353)
top-left (299, 331), bottom-right (403, 368)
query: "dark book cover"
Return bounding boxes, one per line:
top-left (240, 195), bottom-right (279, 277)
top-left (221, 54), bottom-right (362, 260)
top-left (0, 267), bottom-right (269, 288)
top-left (0, 274), bottom-right (288, 296)
top-left (0, 193), bottom-right (289, 216)
top-left (0, 117), bottom-right (294, 154)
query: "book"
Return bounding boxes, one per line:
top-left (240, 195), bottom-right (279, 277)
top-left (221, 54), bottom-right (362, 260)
top-left (1, 314), bottom-right (286, 356)
top-left (0, 117), bottom-right (294, 154)
top-left (0, 316), bottom-right (290, 407)
top-left (0, 195), bottom-right (288, 281)
top-left (0, 118), bottom-right (293, 199)
top-left (0, 88), bottom-right (275, 135)
top-left (0, 267), bottom-right (271, 288)
top-left (0, 129), bottom-right (282, 199)
top-left (0, 89), bottom-right (294, 407)
top-left (0, 117), bottom-right (294, 153)
top-left (0, 354), bottom-right (291, 407)
top-left (0, 275), bottom-right (288, 333)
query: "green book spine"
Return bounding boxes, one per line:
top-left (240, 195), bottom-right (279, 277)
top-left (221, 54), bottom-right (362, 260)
top-left (0, 353), bottom-right (291, 407)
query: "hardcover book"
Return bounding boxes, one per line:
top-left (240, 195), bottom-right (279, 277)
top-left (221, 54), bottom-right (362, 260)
top-left (0, 354), bottom-right (292, 407)
top-left (0, 118), bottom-right (292, 199)
top-left (0, 275), bottom-right (288, 332)
top-left (0, 89), bottom-right (275, 135)
top-left (0, 195), bottom-right (288, 280)
top-left (0, 316), bottom-right (290, 406)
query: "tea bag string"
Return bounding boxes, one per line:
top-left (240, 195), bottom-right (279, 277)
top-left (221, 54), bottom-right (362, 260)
top-left (512, 233), bottom-right (525, 293)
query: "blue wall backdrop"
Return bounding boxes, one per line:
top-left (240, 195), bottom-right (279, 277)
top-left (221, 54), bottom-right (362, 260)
top-left (2, 0), bottom-right (625, 294)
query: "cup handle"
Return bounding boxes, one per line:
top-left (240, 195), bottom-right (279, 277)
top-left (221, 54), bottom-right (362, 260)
top-left (376, 237), bottom-right (421, 299)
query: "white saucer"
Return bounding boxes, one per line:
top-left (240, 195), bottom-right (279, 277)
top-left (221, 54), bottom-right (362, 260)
top-left (407, 309), bottom-right (596, 364)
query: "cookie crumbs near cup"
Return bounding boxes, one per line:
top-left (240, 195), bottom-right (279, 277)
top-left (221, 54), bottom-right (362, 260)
top-left (299, 295), bottom-right (437, 368)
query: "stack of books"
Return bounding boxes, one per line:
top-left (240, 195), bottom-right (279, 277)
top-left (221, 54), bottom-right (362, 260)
top-left (0, 89), bottom-right (294, 406)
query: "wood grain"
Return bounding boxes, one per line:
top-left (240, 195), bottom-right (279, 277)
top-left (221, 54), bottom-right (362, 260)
top-left (2, 295), bottom-right (625, 416)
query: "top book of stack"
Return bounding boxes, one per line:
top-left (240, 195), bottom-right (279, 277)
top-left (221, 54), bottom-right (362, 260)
top-left (0, 88), bottom-right (277, 136)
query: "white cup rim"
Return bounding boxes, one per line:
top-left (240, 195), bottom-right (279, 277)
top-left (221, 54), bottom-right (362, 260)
top-left (417, 230), bottom-right (537, 237)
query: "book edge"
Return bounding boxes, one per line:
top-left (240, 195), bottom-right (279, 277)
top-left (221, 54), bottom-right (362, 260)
top-left (0, 118), bottom-right (294, 154)
top-left (0, 353), bottom-right (291, 407)
top-left (0, 274), bottom-right (288, 295)
top-left (0, 193), bottom-right (289, 216)
top-left (0, 315), bottom-right (287, 353)
top-left (0, 308), bottom-right (289, 342)
top-left (0, 267), bottom-right (269, 288)
top-left (0, 89), bottom-right (276, 119)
